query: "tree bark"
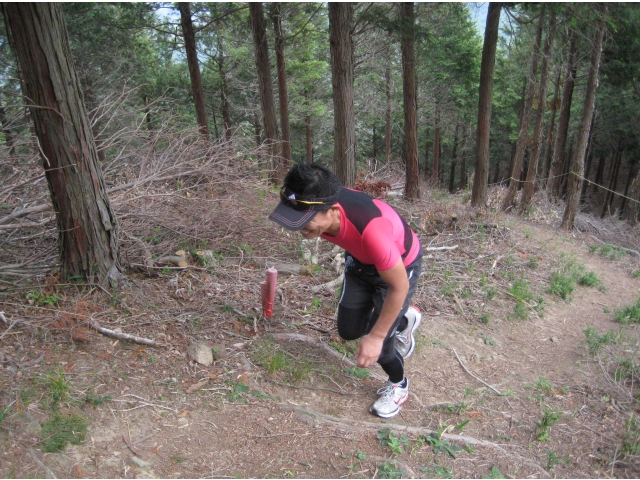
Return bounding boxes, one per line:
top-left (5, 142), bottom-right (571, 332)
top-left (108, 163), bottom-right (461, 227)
top-left (178, 2), bottom-right (210, 140)
top-left (3, 3), bottom-right (122, 285)
top-left (592, 154), bottom-right (605, 195)
top-left (541, 66), bottom-right (562, 185)
top-left (580, 112), bottom-right (597, 203)
top-left (627, 168), bottom-right (640, 224)
top-left (401, 2), bottom-right (419, 200)
top-left (471, 3), bottom-right (502, 207)
top-left (304, 90), bottom-right (313, 164)
top-left (385, 42), bottom-right (392, 165)
top-left (216, 38), bottom-right (232, 142)
top-left (250, 2), bottom-right (283, 184)
top-left (562, 4), bottom-right (607, 229)
top-left (449, 124), bottom-right (459, 193)
top-left (460, 124), bottom-right (468, 190)
top-left (271, 4), bottom-right (292, 168)
top-left (601, 148), bottom-right (622, 218)
top-left (432, 102), bottom-right (441, 187)
top-left (520, 9), bottom-right (556, 212)
top-left (0, 98), bottom-right (16, 155)
top-left (548, 33), bottom-right (577, 200)
top-left (501, 5), bottom-right (544, 212)
top-left (620, 165), bottom-right (636, 216)
top-left (329, 3), bottom-right (356, 187)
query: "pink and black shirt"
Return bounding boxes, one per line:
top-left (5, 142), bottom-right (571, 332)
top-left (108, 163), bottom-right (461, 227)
top-left (321, 188), bottom-right (421, 271)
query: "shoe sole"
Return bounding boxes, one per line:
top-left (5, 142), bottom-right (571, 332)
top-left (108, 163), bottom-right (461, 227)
top-left (403, 309), bottom-right (422, 359)
top-left (370, 393), bottom-right (409, 418)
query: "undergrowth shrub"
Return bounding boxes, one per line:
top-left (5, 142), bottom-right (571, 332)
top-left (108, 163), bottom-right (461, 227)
top-left (41, 412), bottom-right (88, 452)
top-left (615, 297), bottom-right (640, 324)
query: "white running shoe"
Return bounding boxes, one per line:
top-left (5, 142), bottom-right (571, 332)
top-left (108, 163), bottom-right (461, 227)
top-left (369, 378), bottom-right (409, 418)
top-left (394, 306), bottom-right (422, 359)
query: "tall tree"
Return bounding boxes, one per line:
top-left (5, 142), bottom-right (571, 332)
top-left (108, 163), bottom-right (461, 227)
top-left (501, 6), bottom-right (545, 211)
top-left (541, 66), bottom-right (562, 184)
top-left (431, 102), bottom-right (441, 186)
top-left (270, 4), bottom-right (292, 167)
top-left (547, 33), bottom-right (578, 199)
top-left (2, 3), bottom-right (122, 284)
top-left (249, 2), bottom-right (284, 184)
top-left (178, 2), bottom-right (210, 140)
top-left (520, 8), bottom-right (557, 212)
top-left (329, 2), bottom-right (355, 187)
top-left (401, 2), bottom-right (420, 200)
top-left (562, 4), bottom-right (608, 229)
top-left (471, 3), bottom-right (502, 207)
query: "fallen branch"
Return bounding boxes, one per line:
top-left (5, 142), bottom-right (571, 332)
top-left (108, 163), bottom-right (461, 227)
top-left (270, 333), bottom-right (386, 381)
top-left (284, 403), bottom-right (501, 447)
top-left (425, 245), bottom-right (459, 252)
top-left (0, 204), bottom-right (52, 225)
top-left (85, 316), bottom-right (158, 347)
top-left (311, 273), bottom-right (343, 293)
top-left (452, 347), bottom-right (502, 395)
top-left (589, 235), bottom-right (640, 257)
top-left (0, 220), bottom-right (53, 230)
top-left (282, 404), bottom-right (549, 477)
top-left (156, 250), bottom-right (188, 267)
top-left (28, 449), bottom-right (56, 479)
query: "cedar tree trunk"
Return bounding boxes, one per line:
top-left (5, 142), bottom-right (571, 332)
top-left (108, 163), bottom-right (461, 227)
top-left (501, 5), bottom-right (544, 211)
top-left (562, 4), bottom-right (607, 229)
top-left (329, 2), bottom-right (356, 187)
top-left (250, 2), bottom-right (283, 184)
top-left (520, 10), bottom-right (556, 212)
top-left (3, 3), bottom-right (122, 284)
top-left (178, 2), bottom-right (210, 140)
top-left (548, 34), bottom-right (577, 199)
top-left (471, 3), bottom-right (502, 207)
top-left (271, 5), bottom-right (292, 168)
top-left (401, 2), bottom-right (419, 200)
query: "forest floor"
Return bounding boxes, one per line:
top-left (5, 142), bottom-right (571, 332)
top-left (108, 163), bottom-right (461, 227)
top-left (1, 183), bottom-right (640, 479)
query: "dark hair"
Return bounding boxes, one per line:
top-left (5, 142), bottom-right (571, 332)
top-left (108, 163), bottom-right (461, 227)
top-left (283, 163), bottom-right (342, 200)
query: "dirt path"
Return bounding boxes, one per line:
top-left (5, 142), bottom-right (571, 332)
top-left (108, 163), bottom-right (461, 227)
top-left (1, 217), bottom-right (639, 479)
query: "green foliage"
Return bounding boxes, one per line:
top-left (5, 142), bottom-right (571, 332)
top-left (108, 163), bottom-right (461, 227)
top-left (621, 415), bottom-right (640, 458)
top-left (377, 461), bottom-right (406, 479)
top-left (84, 394), bottom-right (112, 407)
top-left (597, 244), bottom-right (627, 261)
top-left (632, 269), bottom-right (640, 278)
top-left (528, 376), bottom-right (555, 396)
top-left (535, 408), bottom-right (562, 441)
top-left (377, 428), bottom-right (409, 456)
top-left (615, 297), bottom-right (640, 324)
top-left (251, 339), bottom-right (313, 383)
top-left (507, 278), bottom-right (543, 319)
top-left (0, 405), bottom-right (10, 425)
top-left (421, 465), bottom-right (452, 478)
top-left (44, 369), bottom-right (71, 409)
top-left (343, 366), bottom-right (371, 380)
top-left (482, 466), bottom-right (506, 479)
top-left (547, 271), bottom-right (576, 300)
top-left (27, 291), bottom-right (61, 307)
top-left (547, 256), bottom-right (602, 300)
top-left (583, 326), bottom-right (619, 355)
top-left (545, 449), bottom-right (570, 471)
top-left (421, 430), bottom-right (464, 459)
top-left (41, 412), bottom-right (88, 452)
top-left (224, 380), bottom-right (269, 404)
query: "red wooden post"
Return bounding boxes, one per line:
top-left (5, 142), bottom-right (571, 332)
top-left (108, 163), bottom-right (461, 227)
top-left (262, 268), bottom-right (278, 318)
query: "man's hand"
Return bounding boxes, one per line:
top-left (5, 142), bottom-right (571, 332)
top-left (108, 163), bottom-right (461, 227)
top-left (356, 333), bottom-right (385, 368)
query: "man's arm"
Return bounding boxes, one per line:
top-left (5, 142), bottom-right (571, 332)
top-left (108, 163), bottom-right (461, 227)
top-left (355, 259), bottom-right (409, 368)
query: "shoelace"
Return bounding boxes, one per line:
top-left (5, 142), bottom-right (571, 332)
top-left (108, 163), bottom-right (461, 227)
top-left (376, 384), bottom-right (397, 398)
